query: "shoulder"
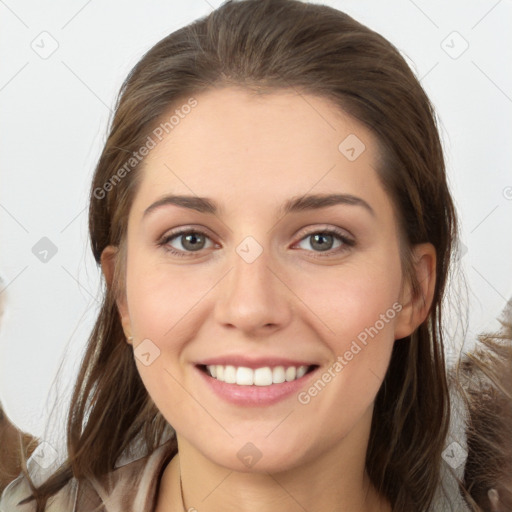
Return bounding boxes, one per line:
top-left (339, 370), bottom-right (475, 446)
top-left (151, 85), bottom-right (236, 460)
top-left (0, 439), bottom-right (175, 512)
top-left (0, 472), bottom-right (77, 512)
top-left (86, 438), bottom-right (176, 511)
top-left (0, 473), bottom-right (35, 511)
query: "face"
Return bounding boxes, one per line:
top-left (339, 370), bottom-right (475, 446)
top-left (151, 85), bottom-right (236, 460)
top-left (107, 87), bottom-right (432, 473)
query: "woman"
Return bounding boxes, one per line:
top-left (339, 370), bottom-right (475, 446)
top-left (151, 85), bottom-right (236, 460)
top-left (0, 0), bottom-right (469, 510)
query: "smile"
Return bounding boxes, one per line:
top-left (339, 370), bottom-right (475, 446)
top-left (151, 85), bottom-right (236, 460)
top-left (203, 364), bottom-right (316, 386)
top-left (195, 362), bottom-right (320, 406)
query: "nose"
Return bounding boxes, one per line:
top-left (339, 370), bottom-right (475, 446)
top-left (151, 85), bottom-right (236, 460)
top-left (214, 242), bottom-right (293, 337)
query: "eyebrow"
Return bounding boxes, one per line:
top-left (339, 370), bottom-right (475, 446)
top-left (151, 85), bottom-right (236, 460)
top-left (143, 193), bottom-right (375, 219)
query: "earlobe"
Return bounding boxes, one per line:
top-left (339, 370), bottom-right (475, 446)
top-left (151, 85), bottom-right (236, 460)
top-left (100, 245), bottom-right (133, 343)
top-left (394, 243), bottom-right (436, 340)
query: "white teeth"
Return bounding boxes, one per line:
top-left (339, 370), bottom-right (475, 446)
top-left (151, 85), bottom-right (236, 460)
top-left (285, 366), bottom-right (296, 381)
top-left (224, 365), bottom-right (236, 384)
top-left (296, 366), bottom-right (308, 378)
top-left (236, 367), bottom-right (253, 385)
top-left (205, 364), bottom-right (311, 385)
top-left (254, 367), bottom-right (273, 386)
top-left (272, 366), bottom-right (286, 384)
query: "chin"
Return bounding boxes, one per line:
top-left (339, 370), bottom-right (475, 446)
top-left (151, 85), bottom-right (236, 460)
top-left (194, 435), bottom-right (311, 474)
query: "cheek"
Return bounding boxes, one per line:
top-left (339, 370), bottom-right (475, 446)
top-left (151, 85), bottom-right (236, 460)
top-left (297, 255), bottom-right (403, 347)
top-left (123, 257), bottom-right (213, 417)
top-left (126, 260), bottom-right (201, 424)
top-left (292, 256), bottom-right (402, 411)
top-left (125, 254), bottom-right (214, 341)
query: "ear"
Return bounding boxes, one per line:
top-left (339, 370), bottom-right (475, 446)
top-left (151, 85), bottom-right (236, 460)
top-left (100, 245), bottom-right (133, 344)
top-left (394, 242), bottom-right (436, 340)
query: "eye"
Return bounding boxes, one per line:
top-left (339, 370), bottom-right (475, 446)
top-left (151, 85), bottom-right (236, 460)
top-left (157, 226), bottom-right (355, 258)
top-left (294, 227), bottom-right (355, 257)
top-left (158, 228), bottom-right (215, 257)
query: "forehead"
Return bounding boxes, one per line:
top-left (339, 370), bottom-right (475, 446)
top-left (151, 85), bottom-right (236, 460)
top-left (132, 87), bottom-right (391, 219)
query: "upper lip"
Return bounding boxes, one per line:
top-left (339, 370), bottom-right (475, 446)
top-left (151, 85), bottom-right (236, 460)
top-left (196, 356), bottom-right (318, 369)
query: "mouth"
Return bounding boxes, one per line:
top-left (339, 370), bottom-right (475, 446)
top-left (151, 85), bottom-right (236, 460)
top-left (196, 363), bottom-right (319, 386)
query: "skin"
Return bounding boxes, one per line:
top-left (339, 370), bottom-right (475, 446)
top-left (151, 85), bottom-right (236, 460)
top-left (102, 87), bottom-right (436, 512)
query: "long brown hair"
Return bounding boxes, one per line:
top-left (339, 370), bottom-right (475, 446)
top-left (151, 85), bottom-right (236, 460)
top-left (20, 1), bottom-right (458, 510)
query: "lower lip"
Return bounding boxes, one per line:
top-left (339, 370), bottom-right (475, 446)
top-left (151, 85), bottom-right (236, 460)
top-left (195, 366), bottom-right (318, 406)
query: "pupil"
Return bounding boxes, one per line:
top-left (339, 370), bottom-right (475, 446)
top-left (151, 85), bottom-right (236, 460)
top-left (311, 233), bottom-right (332, 251)
top-left (183, 233), bottom-right (205, 251)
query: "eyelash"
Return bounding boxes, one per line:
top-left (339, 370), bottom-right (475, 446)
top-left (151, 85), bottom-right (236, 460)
top-left (157, 226), bottom-right (355, 259)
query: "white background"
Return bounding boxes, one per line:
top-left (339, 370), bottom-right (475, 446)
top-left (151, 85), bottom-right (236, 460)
top-left (1, 0), bottom-right (511, 444)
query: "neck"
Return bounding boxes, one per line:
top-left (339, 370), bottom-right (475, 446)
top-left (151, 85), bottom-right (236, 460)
top-left (156, 407), bottom-right (391, 512)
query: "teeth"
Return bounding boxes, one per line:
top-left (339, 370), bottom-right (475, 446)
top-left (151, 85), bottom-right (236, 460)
top-left (236, 366), bottom-right (254, 385)
top-left (205, 364), bottom-right (310, 385)
top-left (254, 367), bottom-right (272, 386)
top-left (285, 366), bottom-right (296, 381)
top-left (224, 365), bottom-right (236, 384)
top-left (296, 366), bottom-right (308, 378)
top-left (272, 366), bottom-right (286, 384)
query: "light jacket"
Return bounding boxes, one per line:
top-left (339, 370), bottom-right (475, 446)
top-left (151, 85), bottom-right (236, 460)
top-left (0, 440), bottom-right (174, 512)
